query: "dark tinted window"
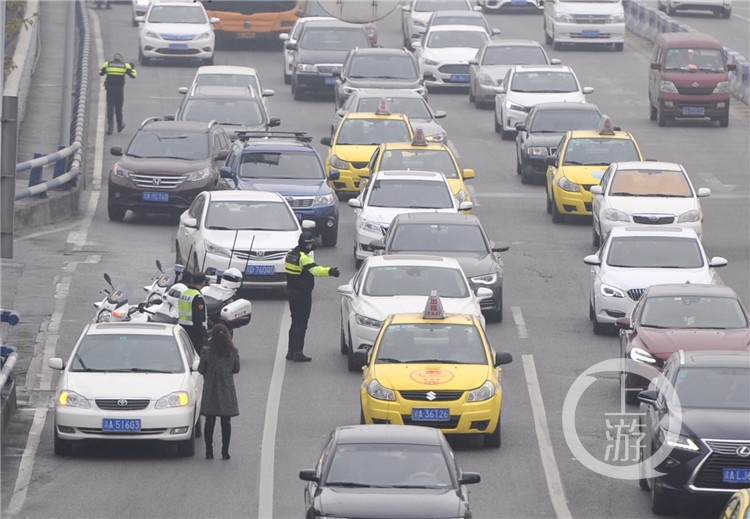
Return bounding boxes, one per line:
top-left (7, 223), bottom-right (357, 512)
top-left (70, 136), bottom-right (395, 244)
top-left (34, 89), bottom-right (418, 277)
top-left (299, 27), bottom-right (370, 51)
top-left (348, 56), bottom-right (418, 80)
top-left (673, 367), bottom-right (750, 409)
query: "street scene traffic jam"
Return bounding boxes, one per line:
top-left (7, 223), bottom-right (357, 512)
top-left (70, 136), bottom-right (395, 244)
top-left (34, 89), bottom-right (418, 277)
top-left (1, 0), bottom-right (750, 517)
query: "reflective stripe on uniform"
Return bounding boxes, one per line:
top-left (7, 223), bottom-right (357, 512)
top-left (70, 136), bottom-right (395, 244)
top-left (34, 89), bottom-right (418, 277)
top-left (178, 289), bottom-right (199, 326)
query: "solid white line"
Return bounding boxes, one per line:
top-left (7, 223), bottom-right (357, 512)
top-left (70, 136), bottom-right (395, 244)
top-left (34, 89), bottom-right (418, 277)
top-left (511, 306), bottom-right (528, 339)
top-left (522, 355), bottom-right (573, 519)
top-left (257, 306), bottom-right (290, 519)
top-left (5, 406), bottom-right (48, 517)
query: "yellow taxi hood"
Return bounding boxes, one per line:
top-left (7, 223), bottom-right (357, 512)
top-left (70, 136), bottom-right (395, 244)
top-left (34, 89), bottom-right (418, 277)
top-left (558, 165), bottom-right (608, 184)
top-left (370, 363), bottom-right (494, 391)
top-left (333, 144), bottom-right (379, 162)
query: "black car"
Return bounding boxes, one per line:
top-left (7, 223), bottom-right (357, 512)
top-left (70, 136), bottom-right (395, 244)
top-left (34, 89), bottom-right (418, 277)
top-left (300, 424), bottom-right (480, 519)
top-left (288, 18), bottom-right (372, 101)
top-left (333, 47), bottom-right (427, 109)
top-left (514, 102), bottom-right (602, 184)
top-left (638, 350), bottom-right (750, 515)
top-left (107, 117), bottom-right (231, 221)
top-left (371, 212), bottom-right (509, 322)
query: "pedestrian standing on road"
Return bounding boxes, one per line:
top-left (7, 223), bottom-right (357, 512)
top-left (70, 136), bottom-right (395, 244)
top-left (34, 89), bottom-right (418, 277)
top-left (99, 53), bottom-right (136, 135)
top-left (198, 324), bottom-right (240, 460)
top-left (284, 231), bottom-right (340, 362)
top-left (178, 271), bottom-right (208, 355)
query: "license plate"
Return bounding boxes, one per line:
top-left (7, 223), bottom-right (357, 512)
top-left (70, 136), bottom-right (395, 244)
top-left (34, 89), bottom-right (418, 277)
top-left (324, 77), bottom-right (336, 85)
top-left (581, 30), bottom-right (600, 38)
top-left (102, 418), bottom-right (141, 431)
top-left (168, 43), bottom-right (188, 49)
top-left (723, 468), bottom-right (750, 483)
top-left (237, 32), bottom-right (256, 39)
top-left (450, 74), bottom-right (470, 83)
top-left (411, 408), bottom-right (450, 422)
top-left (511, 0), bottom-right (526, 4)
top-left (143, 192), bottom-right (169, 202)
top-left (246, 265), bottom-right (275, 275)
top-left (682, 106), bottom-right (705, 115)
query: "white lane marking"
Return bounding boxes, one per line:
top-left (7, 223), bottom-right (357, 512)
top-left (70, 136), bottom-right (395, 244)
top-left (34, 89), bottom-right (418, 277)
top-left (4, 406), bottom-right (48, 517)
top-left (511, 306), bottom-right (528, 339)
top-left (17, 222), bottom-right (81, 241)
top-left (522, 355), bottom-right (573, 519)
top-left (257, 306), bottom-right (291, 519)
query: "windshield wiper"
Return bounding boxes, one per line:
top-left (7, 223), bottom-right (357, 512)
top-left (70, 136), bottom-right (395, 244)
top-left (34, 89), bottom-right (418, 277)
top-left (326, 482), bottom-right (373, 487)
top-left (107, 368), bottom-right (173, 373)
top-left (376, 358), bottom-right (403, 364)
top-left (564, 161), bottom-right (584, 165)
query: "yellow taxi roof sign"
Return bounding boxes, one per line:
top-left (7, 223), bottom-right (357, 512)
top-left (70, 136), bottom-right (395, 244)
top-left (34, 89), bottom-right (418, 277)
top-left (598, 115), bottom-right (615, 135)
top-left (376, 98), bottom-right (390, 116)
top-left (412, 127), bottom-right (427, 146)
top-left (423, 290), bottom-right (445, 319)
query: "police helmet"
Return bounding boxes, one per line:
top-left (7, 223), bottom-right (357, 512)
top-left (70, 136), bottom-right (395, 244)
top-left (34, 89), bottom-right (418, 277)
top-left (166, 283), bottom-right (187, 307)
top-left (220, 268), bottom-right (243, 291)
top-left (298, 231), bottom-right (315, 248)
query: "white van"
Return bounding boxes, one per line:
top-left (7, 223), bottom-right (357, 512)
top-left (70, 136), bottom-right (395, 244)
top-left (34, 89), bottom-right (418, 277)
top-left (543, 0), bottom-right (625, 51)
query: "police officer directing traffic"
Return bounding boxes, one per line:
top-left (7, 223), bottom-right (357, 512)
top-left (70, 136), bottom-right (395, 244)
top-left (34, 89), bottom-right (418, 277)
top-left (284, 232), bottom-right (340, 362)
top-left (99, 53), bottom-right (136, 135)
top-left (179, 272), bottom-right (209, 355)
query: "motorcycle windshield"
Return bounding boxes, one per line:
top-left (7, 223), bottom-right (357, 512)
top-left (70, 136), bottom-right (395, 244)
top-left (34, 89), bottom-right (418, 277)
top-left (107, 284), bottom-right (132, 308)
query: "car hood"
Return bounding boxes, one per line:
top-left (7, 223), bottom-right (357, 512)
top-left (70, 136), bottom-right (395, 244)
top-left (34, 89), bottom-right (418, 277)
top-left (423, 47), bottom-right (481, 64)
top-left (116, 156), bottom-right (211, 175)
top-left (235, 178), bottom-right (331, 196)
top-left (333, 144), bottom-right (380, 162)
top-left (406, 119), bottom-right (444, 139)
top-left (64, 372), bottom-right (191, 398)
top-left (660, 70), bottom-right (728, 89)
top-left (345, 78), bottom-right (422, 91)
top-left (356, 295), bottom-right (481, 322)
top-left (600, 267), bottom-right (716, 290)
top-left (372, 364), bottom-right (494, 390)
top-left (200, 229), bottom-right (299, 249)
top-left (146, 22), bottom-right (210, 36)
top-left (681, 408), bottom-right (750, 441)
top-left (636, 328), bottom-right (750, 361)
top-left (603, 197), bottom-right (699, 216)
top-left (525, 132), bottom-right (566, 148)
top-left (314, 487), bottom-right (463, 519)
top-left (363, 207), bottom-right (456, 226)
top-left (297, 48), bottom-right (348, 65)
top-left (505, 91), bottom-right (586, 108)
top-left (559, 165), bottom-right (608, 184)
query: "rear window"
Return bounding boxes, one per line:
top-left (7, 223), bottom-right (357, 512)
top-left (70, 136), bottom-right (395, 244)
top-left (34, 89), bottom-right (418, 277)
top-left (181, 98), bottom-right (264, 126)
top-left (348, 56), bottom-right (418, 80)
top-left (299, 27), bottom-right (370, 51)
top-left (483, 45), bottom-right (548, 66)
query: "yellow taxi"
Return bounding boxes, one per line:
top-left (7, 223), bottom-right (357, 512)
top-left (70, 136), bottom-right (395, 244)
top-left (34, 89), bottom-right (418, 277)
top-left (719, 488), bottom-right (750, 519)
top-left (320, 99), bottom-right (414, 198)
top-left (351, 292), bottom-right (513, 448)
top-left (545, 116), bottom-right (643, 223)
top-left (364, 129), bottom-right (475, 211)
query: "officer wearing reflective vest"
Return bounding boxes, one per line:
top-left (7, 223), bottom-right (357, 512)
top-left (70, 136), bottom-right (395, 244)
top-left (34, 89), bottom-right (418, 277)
top-left (284, 232), bottom-right (340, 362)
top-left (99, 53), bottom-right (136, 135)
top-left (179, 272), bottom-right (208, 355)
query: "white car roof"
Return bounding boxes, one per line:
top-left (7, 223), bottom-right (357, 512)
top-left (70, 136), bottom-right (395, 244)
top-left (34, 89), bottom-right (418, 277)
top-left (87, 322), bottom-right (179, 336)
top-left (206, 190), bottom-right (285, 203)
top-left (363, 254), bottom-right (465, 269)
top-left (195, 65), bottom-right (259, 76)
top-left (426, 24), bottom-right (489, 33)
top-left (512, 64), bottom-right (571, 73)
top-left (612, 161), bottom-right (684, 172)
top-left (370, 170), bottom-right (449, 182)
top-left (607, 225), bottom-right (699, 239)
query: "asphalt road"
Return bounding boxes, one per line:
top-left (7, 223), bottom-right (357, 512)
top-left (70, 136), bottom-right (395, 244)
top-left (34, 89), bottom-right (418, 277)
top-left (2, 4), bottom-right (749, 518)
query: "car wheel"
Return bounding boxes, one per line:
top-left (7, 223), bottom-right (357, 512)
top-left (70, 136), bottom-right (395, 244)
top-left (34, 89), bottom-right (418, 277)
top-left (521, 165), bottom-right (535, 185)
top-left (638, 429), bottom-right (650, 490)
top-left (722, 7), bottom-right (731, 17)
top-left (321, 226), bottom-right (338, 247)
top-left (657, 0), bottom-right (665, 11)
top-left (656, 107), bottom-right (668, 127)
top-left (551, 192), bottom-right (564, 223)
top-left (138, 49), bottom-right (150, 66)
top-left (484, 289), bottom-right (503, 323)
top-left (347, 345), bottom-right (359, 372)
top-left (175, 244), bottom-right (183, 266)
top-left (592, 227), bottom-right (600, 248)
top-left (176, 422), bottom-right (195, 457)
top-left (552, 29), bottom-right (562, 51)
top-left (469, 86), bottom-right (475, 104)
top-left (283, 69), bottom-right (291, 85)
top-left (494, 111), bottom-right (502, 133)
top-left (649, 100), bottom-right (657, 121)
top-left (544, 21), bottom-right (553, 44)
top-left (132, 17), bottom-right (138, 27)
top-left (650, 470), bottom-right (670, 515)
top-left (483, 411), bottom-right (501, 448)
top-left (718, 115), bottom-right (729, 127)
top-left (516, 155), bottom-right (522, 175)
top-left (665, 0), bottom-right (675, 15)
top-left (545, 187), bottom-right (552, 214)
top-left (54, 427), bottom-right (73, 456)
top-left (592, 312), bottom-right (608, 335)
top-left (108, 202), bottom-right (126, 222)
top-left (340, 321), bottom-right (349, 355)
top-left (194, 416), bottom-right (202, 438)
top-left (360, 405), bottom-right (366, 424)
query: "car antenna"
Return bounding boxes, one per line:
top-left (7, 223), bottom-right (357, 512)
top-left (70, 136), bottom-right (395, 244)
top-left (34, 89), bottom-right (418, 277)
top-left (228, 229), bottom-right (240, 271)
top-left (243, 233), bottom-right (256, 277)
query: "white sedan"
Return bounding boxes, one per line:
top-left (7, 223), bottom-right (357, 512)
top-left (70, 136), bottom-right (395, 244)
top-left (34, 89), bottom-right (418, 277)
top-left (338, 254), bottom-right (492, 370)
top-left (348, 170), bottom-right (472, 266)
top-left (413, 24), bottom-right (490, 89)
top-left (590, 161), bottom-right (711, 247)
top-left (175, 190), bottom-right (314, 290)
top-left (584, 226), bottom-right (727, 335)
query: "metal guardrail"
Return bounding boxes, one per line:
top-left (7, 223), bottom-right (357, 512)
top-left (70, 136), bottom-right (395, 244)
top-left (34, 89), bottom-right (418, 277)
top-left (0, 310), bottom-right (21, 395)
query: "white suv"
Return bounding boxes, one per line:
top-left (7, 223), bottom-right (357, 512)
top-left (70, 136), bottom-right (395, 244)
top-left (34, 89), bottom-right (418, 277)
top-left (137, 0), bottom-right (218, 66)
top-left (543, 0), bottom-right (625, 51)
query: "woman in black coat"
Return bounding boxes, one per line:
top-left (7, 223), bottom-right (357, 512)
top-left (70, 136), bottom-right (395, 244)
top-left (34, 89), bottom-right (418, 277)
top-left (198, 324), bottom-right (240, 460)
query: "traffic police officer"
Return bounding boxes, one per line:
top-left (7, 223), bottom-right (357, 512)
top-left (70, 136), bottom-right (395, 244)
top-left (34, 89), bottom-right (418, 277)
top-left (179, 272), bottom-right (209, 355)
top-left (99, 53), bottom-right (137, 135)
top-left (284, 232), bottom-right (339, 362)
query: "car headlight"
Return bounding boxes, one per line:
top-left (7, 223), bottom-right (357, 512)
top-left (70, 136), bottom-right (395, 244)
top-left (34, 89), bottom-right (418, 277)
top-left (478, 73), bottom-right (494, 86)
top-left (505, 100), bottom-right (526, 112)
top-left (630, 347), bottom-right (657, 365)
top-left (355, 313), bottom-right (383, 328)
top-left (454, 189), bottom-right (468, 204)
top-left (425, 131), bottom-right (446, 143)
top-left (676, 209), bottom-right (701, 223)
top-left (343, 86), bottom-right (359, 95)
top-left (556, 12), bottom-right (574, 22)
top-left (599, 282), bottom-right (625, 298)
top-left (184, 168), bottom-right (211, 182)
top-left (296, 63), bottom-right (317, 73)
top-left (423, 58), bottom-right (440, 67)
top-left (659, 428), bottom-right (700, 452)
top-left (329, 154), bottom-right (349, 170)
top-left (527, 146), bottom-right (548, 157)
top-left (144, 30), bottom-right (161, 39)
top-left (557, 176), bottom-right (580, 192)
top-left (467, 380), bottom-right (497, 402)
top-left (111, 164), bottom-right (134, 179)
top-left (659, 81), bottom-right (678, 94)
top-left (155, 391), bottom-right (190, 409)
top-left (471, 273), bottom-right (497, 285)
top-left (58, 390), bottom-right (91, 409)
top-left (366, 379), bottom-right (395, 401)
top-left (205, 240), bottom-right (231, 258)
top-left (608, 13), bottom-right (624, 23)
top-left (96, 309), bottom-right (113, 323)
top-left (313, 193), bottom-right (335, 206)
top-left (713, 81), bottom-right (730, 94)
top-left (359, 218), bottom-right (383, 235)
top-left (603, 208), bottom-right (630, 222)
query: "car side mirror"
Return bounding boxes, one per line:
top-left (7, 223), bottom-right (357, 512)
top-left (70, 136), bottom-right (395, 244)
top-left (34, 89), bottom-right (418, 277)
top-left (279, 33), bottom-right (289, 41)
top-left (262, 89), bottom-right (275, 97)
top-left (267, 118), bottom-right (281, 128)
top-left (352, 349), bottom-right (368, 367)
top-left (320, 136), bottom-right (332, 147)
top-left (434, 110), bottom-right (447, 119)
top-left (220, 166), bottom-right (233, 178)
top-left (209, 17), bottom-right (220, 24)
top-left (110, 145), bottom-right (123, 156)
top-left (458, 201), bottom-right (473, 211)
top-left (728, 63), bottom-right (737, 71)
top-left (48, 358), bottom-right (64, 370)
top-left (582, 86), bottom-right (594, 94)
top-left (163, 114), bottom-right (175, 121)
top-left (370, 239), bottom-right (385, 251)
top-left (178, 86), bottom-right (188, 95)
top-left (545, 156), bottom-right (557, 166)
top-left (191, 358), bottom-right (200, 371)
top-left (709, 256), bottom-right (728, 268)
top-left (468, 59), bottom-right (479, 66)
top-left (332, 69), bottom-right (341, 78)
top-left (348, 198), bottom-right (363, 209)
top-left (491, 28), bottom-right (501, 36)
top-left (181, 215), bottom-right (198, 229)
top-left (697, 187), bottom-right (711, 197)
top-left (493, 86), bottom-right (505, 95)
top-left (462, 168), bottom-right (474, 180)
top-left (299, 469), bottom-right (319, 483)
top-left (459, 472), bottom-right (481, 485)
top-left (337, 285), bottom-right (354, 297)
top-left (550, 58), bottom-right (561, 65)
top-left (475, 287), bottom-right (493, 301)
top-left (423, 71), bottom-right (435, 81)
top-left (615, 317), bottom-right (631, 329)
top-left (638, 389), bottom-right (659, 407)
top-left (494, 352), bottom-right (513, 366)
top-left (491, 241), bottom-right (510, 253)
top-left (328, 169), bottom-right (340, 181)
top-left (412, 41), bottom-right (422, 49)
top-left (135, 15), bottom-right (144, 23)
top-left (515, 123), bottom-right (527, 132)
top-left (589, 185), bottom-right (603, 195)
top-left (650, 62), bottom-right (661, 70)
top-left (583, 254), bottom-right (601, 266)
top-left (285, 42), bottom-right (298, 51)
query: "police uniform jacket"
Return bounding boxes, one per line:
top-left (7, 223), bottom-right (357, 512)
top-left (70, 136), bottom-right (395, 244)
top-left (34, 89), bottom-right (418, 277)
top-left (285, 246), bottom-right (333, 293)
top-left (100, 59), bottom-right (137, 90)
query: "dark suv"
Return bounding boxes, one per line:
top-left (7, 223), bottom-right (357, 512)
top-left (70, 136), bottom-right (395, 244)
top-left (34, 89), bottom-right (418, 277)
top-left (219, 131), bottom-right (340, 247)
top-left (333, 47), bottom-right (426, 109)
top-left (107, 118), bottom-right (231, 221)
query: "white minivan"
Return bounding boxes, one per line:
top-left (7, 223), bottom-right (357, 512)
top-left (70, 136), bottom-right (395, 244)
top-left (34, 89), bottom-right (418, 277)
top-left (543, 0), bottom-right (625, 51)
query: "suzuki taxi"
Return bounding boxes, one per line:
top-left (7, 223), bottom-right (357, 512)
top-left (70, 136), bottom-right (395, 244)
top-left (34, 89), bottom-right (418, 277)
top-left (352, 292), bottom-right (513, 448)
top-left (545, 117), bottom-right (643, 223)
top-left (320, 99), bottom-right (414, 198)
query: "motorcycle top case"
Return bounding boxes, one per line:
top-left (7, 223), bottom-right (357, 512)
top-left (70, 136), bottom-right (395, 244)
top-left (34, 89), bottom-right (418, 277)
top-left (219, 299), bottom-right (252, 327)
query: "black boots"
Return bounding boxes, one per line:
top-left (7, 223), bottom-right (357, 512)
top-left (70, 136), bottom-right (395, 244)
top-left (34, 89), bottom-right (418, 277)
top-left (293, 353), bottom-right (312, 362)
top-left (204, 416), bottom-right (215, 459)
top-left (221, 419), bottom-right (231, 460)
top-left (206, 416), bottom-right (231, 459)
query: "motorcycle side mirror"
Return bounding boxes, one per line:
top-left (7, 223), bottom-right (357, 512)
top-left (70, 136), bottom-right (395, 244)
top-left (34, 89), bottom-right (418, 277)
top-left (156, 259), bottom-right (163, 272)
top-left (104, 272), bottom-right (113, 288)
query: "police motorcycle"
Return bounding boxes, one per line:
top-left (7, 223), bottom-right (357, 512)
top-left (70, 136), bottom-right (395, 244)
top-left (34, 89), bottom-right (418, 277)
top-left (143, 260), bottom-right (185, 306)
top-left (93, 273), bottom-right (134, 323)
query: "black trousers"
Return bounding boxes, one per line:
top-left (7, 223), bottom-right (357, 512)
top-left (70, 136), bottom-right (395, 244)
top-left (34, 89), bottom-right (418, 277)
top-left (287, 289), bottom-right (312, 356)
top-left (204, 416), bottom-right (231, 456)
top-left (106, 87), bottom-right (124, 130)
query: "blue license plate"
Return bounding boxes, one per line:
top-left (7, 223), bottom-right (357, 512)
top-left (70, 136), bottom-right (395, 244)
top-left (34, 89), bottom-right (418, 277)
top-left (411, 408), bottom-right (450, 422)
top-left (723, 468), bottom-right (750, 483)
top-left (324, 77), bottom-right (336, 85)
top-left (581, 30), bottom-right (600, 38)
top-left (169, 43), bottom-right (188, 49)
top-left (450, 74), bottom-right (470, 83)
top-left (102, 418), bottom-right (141, 431)
top-left (511, 0), bottom-right (526, 5)
top-left (682, 106), bottom-right (705, 115)
top-left (246, 265), bottom-right (275, 275)
top-left (143, 192), bottom-right (169, 202)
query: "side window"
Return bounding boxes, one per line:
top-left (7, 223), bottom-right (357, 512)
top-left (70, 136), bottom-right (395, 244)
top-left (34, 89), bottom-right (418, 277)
top-left (317, 433), bottom-right (335, 478)
top-left (368, 148), bottom-right (381, 173)
top-left (213, 134), bottom-right (223, 160)
top-left (189, 195), bottom-right (205, 220)
top-left (351, 266), bottom-right (363, 293)
top-left (178, 328), bottom-right (197, 365)
top-left (651, 43), bottom-right (661, 64)
top-left (225, 148), bottom-right (238, 171)
top-left (599, 166), bottom-right (614, 192)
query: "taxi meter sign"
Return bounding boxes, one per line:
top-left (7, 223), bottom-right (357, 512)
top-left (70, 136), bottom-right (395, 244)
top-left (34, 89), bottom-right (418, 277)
top-left (598, 115), bottom-right (615, 135)
top-left (412, 127), bottom-right (427, 146)
top-left (423, 291), bottom-right (445, 319)
top-left (376, 98), bottom-right (390, 116)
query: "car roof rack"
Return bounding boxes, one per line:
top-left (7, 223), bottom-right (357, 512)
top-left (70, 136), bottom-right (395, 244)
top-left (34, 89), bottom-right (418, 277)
top-left (235, 130), bottom-right (312, 143)
top-left (139, 116), bottom-right (167, 128)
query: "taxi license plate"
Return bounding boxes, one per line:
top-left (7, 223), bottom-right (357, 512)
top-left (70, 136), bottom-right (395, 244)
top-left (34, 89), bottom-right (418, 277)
top-left (237, 32), bottom-right (256, 39)
top-left (246, 265), bottom-right (275, 275)
top-left (324, 77), bottom-right (336, 85)
top-left (450, 74), bottom-right (470, 83)
top-left (682, 106), bottom-right (705, 116)
top-left (168, 43), bottom-right (188, 50)
top-left (581, 30), bottom-right (600, 38)
top-left (723, 468), bottom-right (750, 483)
top-left (143, 192), bottom-right (169, 202)
top-left (102, 418), bottom-right (141, 431)
top-left (411, 408), bottom-right (450, 422)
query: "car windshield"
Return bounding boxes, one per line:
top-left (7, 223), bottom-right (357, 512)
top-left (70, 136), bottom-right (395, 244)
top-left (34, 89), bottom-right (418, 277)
top-left (672, 367), bottom-right (750, 409)
top-left (348, 57), bottom-right (418, 79)
top-left (389, 223), bottom-right (488, 253)
top-left (379, 149), bottom-right (458, 178)
top-left (204, 200), bottom-right (299, 231)
top-left (336, 119), bottom-right (411, 145)
top-left (325, 443), bottom-right (453, 488)
top-left (147, 5), bottom-right (207, 23)
top-left (299, 27), bottom-right (370, 51)
top-left (376, 323), bottom-right (487, 364)
top-left (357, 97), bottom-right (431, 120)
top-left (194, 74), bottom-right (260, 92)
top-left (482, 46), bottom-right (548, 66)
top-left (69, 334), bottom-right (184, 373)
top-left (608, 169), bottom-right (692, 197)
top-left (663, 48), bottom-right (725, 73)
top-left (367, 179), bottom-right (453, 209)
top-left (529, 110), bottom-right (601, 133)
top-left (640, 296), bottom-right (749, 329)
top-left (181, 98), bottom-right (264, 127)
top-left (238, 151), bottom-right (324, 180)
top-left (414, 0), bottom-right (470, 12)
top-left (362, 265), bottom-right (470, 298)
top-left (126, 131), bottom-right (209, 160)
top-left (562, 138), bottom-right (640, 165)
top-left (606, 236), bottom-right (704, 268)
top-left (511, 71), bottom-right (578, 93)
top-left (426, 30), bottom-right (487, 49)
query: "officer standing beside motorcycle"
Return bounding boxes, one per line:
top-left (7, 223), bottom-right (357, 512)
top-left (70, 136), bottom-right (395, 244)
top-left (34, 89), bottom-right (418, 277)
top-left (284, 232), bottom-right (340, 362)
top-left (179, 272), bottom-right (209, 355)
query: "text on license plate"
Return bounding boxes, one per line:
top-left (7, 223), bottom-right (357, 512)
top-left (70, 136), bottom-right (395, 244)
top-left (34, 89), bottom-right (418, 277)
top-left (511, 0), bottom-right (527, 4)
top-left (237, 32), bottom-right (256, 39)
top-left (246, 265), bottom-right (275, 276)
top-left (450, 74), bottom-right (470, 83)
top-left (102, 418), bottom-right (141, 431)
top-left (723, 468), bottom-right (750, 483)
top-left (411, 408), bottom-right (450, 422)
top-left (581, 30), bottom-right (600, 38)
top-left (682, 106), bottom-right (705, 115)
top-left (324, 77), bottom-right (336, 85)
top-left (143, 191), bottom-right (169, 202)
top-left (168, 43), bottom-right (188, 49)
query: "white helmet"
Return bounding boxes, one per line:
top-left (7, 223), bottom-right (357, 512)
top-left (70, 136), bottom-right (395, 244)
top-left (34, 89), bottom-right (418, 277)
top-left (220, 268), bottom-right (243, 291)
top-left (166, 283), bottom-right (187, 307)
